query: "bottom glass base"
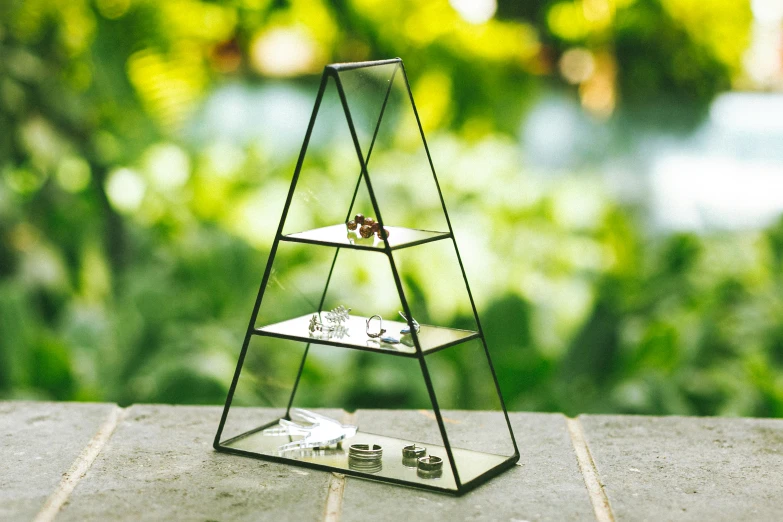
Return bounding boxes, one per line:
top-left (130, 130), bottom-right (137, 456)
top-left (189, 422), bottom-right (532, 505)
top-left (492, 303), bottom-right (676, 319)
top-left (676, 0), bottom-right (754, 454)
top-left (219, 419), bottom-right (515, 494)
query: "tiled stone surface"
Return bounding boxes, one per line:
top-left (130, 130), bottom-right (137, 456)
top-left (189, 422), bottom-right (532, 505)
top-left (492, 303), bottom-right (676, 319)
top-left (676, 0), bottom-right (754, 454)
top-left (341, 410), bottom-right (595, 521)
top-left (58, 405), bottom-right (332, 522)
top-left (5, 401), bottom-right (783, 521)
top-left (0, 401), bottom-right (117, 522)
top-left (580, 415), bottom-right (783, 522)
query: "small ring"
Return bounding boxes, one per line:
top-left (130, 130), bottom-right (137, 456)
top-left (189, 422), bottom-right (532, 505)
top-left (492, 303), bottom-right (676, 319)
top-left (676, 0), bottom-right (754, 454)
top-left (349, 460), bottom-right (382, 473)
top-left (417, 455), bottom-right (443, 472)
top-left (348, 443), bottom-right (383, 460)
top-left (417, 467), bottom-right (443, 479)
top-left (402, 444), bottom-right (426, 459)
top-left (365, 315), bottom-right (386, 339)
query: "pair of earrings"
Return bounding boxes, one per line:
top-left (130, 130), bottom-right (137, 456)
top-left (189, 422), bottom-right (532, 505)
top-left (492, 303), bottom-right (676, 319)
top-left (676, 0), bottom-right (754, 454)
top-left (347, 213), bottom-right (390, 240)
top-left (402, 444), bottom-right (443, 479)
top-left (308, 305), bottom-right (351, 339)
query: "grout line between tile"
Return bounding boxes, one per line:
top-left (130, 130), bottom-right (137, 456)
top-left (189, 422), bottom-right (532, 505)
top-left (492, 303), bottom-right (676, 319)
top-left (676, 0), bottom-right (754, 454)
top-left (323, 410), bottom-right (356, 522)
top-left (33, 405), bottom-right (127, 522)
top-left (566, 417), bottom-right (615, 522)
top-left (323, 472), bottom-right (346, 522)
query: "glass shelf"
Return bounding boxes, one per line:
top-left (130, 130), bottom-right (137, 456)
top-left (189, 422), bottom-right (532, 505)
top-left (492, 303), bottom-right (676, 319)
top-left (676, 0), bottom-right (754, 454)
top-left (281, 224), bottom-right (451, 251)
top-left (253, 313), bottom-right (479, 357)
top-left (220, 422), bottom-right (512, 494)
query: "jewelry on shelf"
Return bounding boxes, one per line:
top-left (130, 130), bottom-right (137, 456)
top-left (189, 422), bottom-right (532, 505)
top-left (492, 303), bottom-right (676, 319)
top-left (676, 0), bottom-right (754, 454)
top-left (366, 314), bottom-right (386, 338)
top-left (402, 444), bottom-right (426, 458)
top-left (398, 311), bottom-right (421, 334)
top-left (324, 305), bottom-right (350, 324)
top-left (359, 224), bottom-right (374, 238)
top-left (308, 306), bottom-right (351, 340)
top-left (263, 409), bottom-right (357, 453)
top-left (348, 443), bottom-right (383, 461)
top-left (402, 443), bottom-right (426, 467)
top-left (346, 213), bottom-right (391, 241)
top-left (417, 455), bottom-right (443, 471)
top-left (349, 459), bottom-right (382, 473)
top-left (309, 323), bottom-right (348, 340)
top-left (416, 455), bottom-right (444, 479)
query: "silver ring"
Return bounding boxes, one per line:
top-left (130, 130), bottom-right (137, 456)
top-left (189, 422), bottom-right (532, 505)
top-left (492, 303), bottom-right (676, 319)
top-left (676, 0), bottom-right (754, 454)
top-left (417, 455), bottom-right (443, 472)
top-left (349, 459), bottom-right (382, 473)
top-left (402, 444), bottom-right (426, 459)
top-left (417, 467), bottom-right (443, 479)
top-left (365, 315), bottom-right (386, 339)
top-left (348, 443), bottom-right (383, 460)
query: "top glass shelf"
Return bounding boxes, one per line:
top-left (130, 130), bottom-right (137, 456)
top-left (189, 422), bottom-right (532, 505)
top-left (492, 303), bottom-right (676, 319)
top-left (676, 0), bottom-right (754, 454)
top-left (281, 224), bottom-right (451, 251)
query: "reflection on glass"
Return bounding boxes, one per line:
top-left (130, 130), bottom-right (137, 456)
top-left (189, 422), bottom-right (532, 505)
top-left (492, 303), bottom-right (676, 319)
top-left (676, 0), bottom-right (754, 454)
top-left (255, 313), bottom-right (479, 355)
top-left (283, 224), bottom-right (449, 250)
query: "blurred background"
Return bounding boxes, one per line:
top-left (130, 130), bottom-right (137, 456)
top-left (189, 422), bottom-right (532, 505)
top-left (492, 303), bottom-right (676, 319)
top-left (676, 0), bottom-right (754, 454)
top-left (2, 0), bottom-right (783, 417)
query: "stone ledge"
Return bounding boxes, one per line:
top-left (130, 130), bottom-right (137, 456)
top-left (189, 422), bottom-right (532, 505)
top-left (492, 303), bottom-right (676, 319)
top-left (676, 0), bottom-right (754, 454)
top-left (2, 402), bottom-right (782, 521)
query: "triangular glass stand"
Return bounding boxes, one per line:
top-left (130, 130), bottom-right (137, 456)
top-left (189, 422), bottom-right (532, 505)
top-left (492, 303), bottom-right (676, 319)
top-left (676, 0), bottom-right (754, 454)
top-left (214, 59), bottom-right (519, 495)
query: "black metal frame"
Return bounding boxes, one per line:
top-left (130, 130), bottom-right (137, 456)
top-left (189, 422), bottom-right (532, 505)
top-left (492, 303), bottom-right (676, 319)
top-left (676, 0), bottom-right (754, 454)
top-left (214, 58), bottom-right (519, 496)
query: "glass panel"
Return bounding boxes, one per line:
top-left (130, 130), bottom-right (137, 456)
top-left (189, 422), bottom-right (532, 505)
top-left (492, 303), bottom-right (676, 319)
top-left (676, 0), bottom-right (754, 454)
top-left (425, 339), bottom-right (517, 484)
top-left (341, 63), bottom-right (449, 233)
top-left (222, 343), bottom-right (459, 492)
top-left (252, 241), bottom-right (337, 329)
top-left (281, 74), bottom-right (364, 236)
top-left (334, 62), bottom-right (400, 159)
top-left (253, 245), bottom-right (477, 355)
top-left (218, 335), bottom-right (306, 443)
top-left (392, 239), bottom-right (479, 334)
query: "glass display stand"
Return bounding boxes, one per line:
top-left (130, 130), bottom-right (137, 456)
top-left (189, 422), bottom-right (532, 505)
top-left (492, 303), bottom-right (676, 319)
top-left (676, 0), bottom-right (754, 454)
top-left (214, 58), bottom-right (519, 495)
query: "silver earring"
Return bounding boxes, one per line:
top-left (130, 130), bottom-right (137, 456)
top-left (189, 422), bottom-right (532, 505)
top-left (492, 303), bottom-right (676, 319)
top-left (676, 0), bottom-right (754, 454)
top-left (366, 314), bottom-right (386, 338)
top-left (398, 311), bottom-right (420, 334)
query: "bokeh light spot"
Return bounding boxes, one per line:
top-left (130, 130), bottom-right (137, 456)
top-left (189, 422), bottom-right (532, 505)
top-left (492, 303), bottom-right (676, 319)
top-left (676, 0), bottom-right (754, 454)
top-left (105, 167), bottom-right (146, 213)
top-left (449, 0), bottom-right (497, 24)
top-left (143, 143), bottom-right (190, 191)
top-left (56, 156), bottom-right (91, 193)
top-left (559, 47), bottom-right (595, 84)
top-left (96, 0), bottom-right (131, 20)
top-left (250, 27), bottom-right (319, 77)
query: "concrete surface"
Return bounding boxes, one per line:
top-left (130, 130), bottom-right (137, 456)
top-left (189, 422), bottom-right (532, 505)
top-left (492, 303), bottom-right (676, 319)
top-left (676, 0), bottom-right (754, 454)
top-left (341, 410), bottom-right (595, 522)
top-left (3, 402), bottom-right (783, 521)
top-left (580, 415), bottom-right (783, 522)
top-left (58, 405), bottom-right (331, 522)
top-left (0, 402), bottom-right (118, 522)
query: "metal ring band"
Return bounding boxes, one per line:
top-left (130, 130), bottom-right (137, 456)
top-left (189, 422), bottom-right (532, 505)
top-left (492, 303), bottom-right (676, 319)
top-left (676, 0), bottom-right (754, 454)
top-left (417, 467), bottom-right (443, 479)
top-left (402, 456), bottom-right (419, 468)
top-left (417, 455), bottom-right (443, 472)
top-left (402, 444), bottom-right (426, 458)
top-left (349, 460), bottom-right (382, 473)
top-left (348, 444), bottom-right (383, 460)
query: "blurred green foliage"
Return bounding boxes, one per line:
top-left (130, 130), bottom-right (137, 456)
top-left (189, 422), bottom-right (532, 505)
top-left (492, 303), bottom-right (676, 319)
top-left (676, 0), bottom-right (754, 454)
top-left (2, 0), bottom-right (781, 418)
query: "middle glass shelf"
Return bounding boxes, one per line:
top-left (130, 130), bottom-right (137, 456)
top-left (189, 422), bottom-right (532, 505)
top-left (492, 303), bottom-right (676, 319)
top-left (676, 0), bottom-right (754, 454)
top-left (253, 313), bottom-right (480, 357)
top-left (280, 224), bottom-right (452, 251)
